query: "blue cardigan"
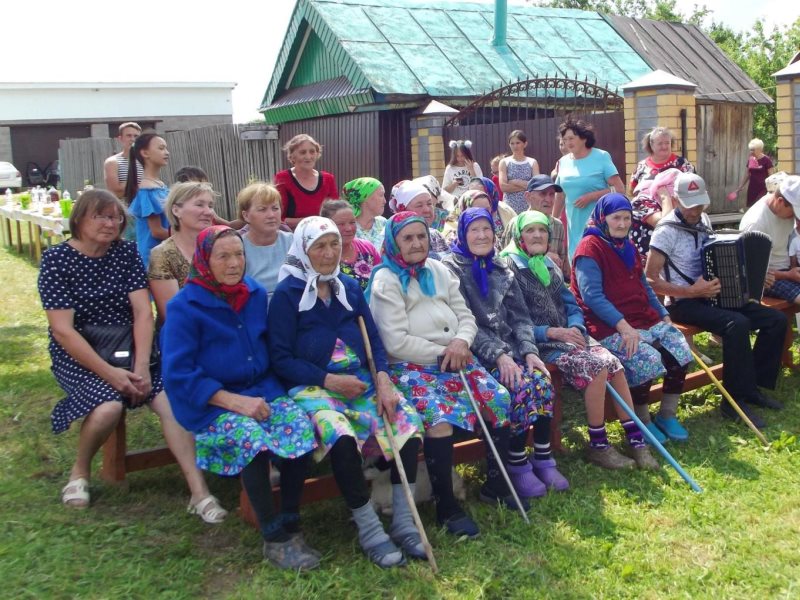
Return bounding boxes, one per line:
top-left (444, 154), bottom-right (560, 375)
top-left (268, 274), bottom-right (389, 388)
top-left (160, 277), bottom-right (285, 432)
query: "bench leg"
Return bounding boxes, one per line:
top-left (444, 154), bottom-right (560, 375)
top-left (100, 417), bottom-right (128, 484)
top-left (781, 311), bottom-right (798, 371)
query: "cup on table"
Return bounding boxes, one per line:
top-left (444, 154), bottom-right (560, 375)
top-left (19, 194), bottom-right (31, 210)
top-left (59, 199), bottom-right (73, 218)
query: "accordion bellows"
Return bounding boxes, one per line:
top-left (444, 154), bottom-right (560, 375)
top-left (702, 230), bottom-right (772, 309)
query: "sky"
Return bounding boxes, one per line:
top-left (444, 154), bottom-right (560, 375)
top-left (4, 0), bottom-right (799, 123)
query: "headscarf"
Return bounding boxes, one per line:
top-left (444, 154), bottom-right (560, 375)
top-left (186, 225), bottom-right (250, 313)
top-left (450, 207), bottom-right (495, 297)
top-left (500, 211), bottom-right (552, 286)
top-left (470, 176), bottom-right (500, 210)
top-left (583, 193), bottom-right (636, 269)
top-left (457, 189), bottom-right (504, 236)
top-left (366, 211), bottom-right (435, 299)
top-left (278, 216), bottom-right (353, 312)
top-left (342, 177), bottom-right (381, 217)
top-left (389, 181), bottom-right (429, 213)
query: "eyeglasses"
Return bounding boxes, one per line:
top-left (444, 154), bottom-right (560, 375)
top-left (91, 214), bottom-right (124, 223)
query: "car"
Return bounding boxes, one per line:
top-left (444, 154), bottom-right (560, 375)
top-left (0, 161), bottom-right (22, 191)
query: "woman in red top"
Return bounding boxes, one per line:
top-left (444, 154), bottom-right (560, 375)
top-left (629, 127), bottom-right (694, 195)
top-left (734, 138), bottom-right (775, 207)
top-left (274, 134), bottom-right (338, 230)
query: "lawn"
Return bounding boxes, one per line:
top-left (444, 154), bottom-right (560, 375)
top-left (1, 237), bottom-right (799, 600)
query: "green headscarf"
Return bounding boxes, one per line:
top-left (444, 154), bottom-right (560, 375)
top-left (342, 177), bottom-right (382, 217)
top-left (500, 211), bottom-right (552, 286)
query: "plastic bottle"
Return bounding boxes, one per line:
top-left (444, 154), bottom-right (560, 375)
top-left (5, 188), bottom-right (12, 205)
top-left (63, 191), bottom-right (71, 201)
top-left (48, 186), bottom-right (59, 203)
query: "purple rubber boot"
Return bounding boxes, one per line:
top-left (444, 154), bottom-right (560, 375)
top-left (530, 458), bottom-right (569, 492)
top-left (506, 463), bottom-right (546, 498)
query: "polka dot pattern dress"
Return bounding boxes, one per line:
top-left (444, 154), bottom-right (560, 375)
top-left (38, 240), bottom-right (162, 434)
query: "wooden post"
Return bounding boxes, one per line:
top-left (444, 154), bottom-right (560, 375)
top-left (100, 416), bottom-right (128, 484)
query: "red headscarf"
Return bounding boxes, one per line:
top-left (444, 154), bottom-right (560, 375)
top-left (186, 225), bottom-right (250, 312)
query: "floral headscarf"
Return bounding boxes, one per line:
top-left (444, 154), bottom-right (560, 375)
top-left (342, 177), bottom-right (382, 217)
top-left (450, 207), bottom-right (495, 297)
top-left (583, 193), bottom-right (636, 269)
top-left (470, 176), bottom-right (500, 209)
top-left (366, 211), bottom-right (435, 299)
top-left (278, 216), bottom-right (353, 312)
top-left (186, 225), bottom-right (250, 312)
top-left (500, 211), bottom-right (552, 286)
top-left (458, 188), bottom-right (503, 236)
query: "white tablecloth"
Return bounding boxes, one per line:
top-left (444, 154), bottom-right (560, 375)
top-left (0, 204), bottom-right (70, 235)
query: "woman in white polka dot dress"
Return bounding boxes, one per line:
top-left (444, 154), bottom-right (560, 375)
top-left (38, 190), bottom-right (226, 522)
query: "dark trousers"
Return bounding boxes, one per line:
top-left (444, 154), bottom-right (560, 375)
top-left (667, 299), bottom-right (787, 399)
top-left (630, 346), bottom-right (688, 405)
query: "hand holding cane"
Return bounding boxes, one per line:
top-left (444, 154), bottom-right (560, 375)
top-left (458, 370), bottom-right (531, 524)
top-left (357, 317), bottom-right (438, 572)
top-left (689, 349), bottom-right (769, 447)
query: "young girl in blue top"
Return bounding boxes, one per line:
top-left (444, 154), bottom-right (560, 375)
top-left (126, 132), bottom-right (170, 269)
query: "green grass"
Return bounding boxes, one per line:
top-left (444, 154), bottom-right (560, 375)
top-left (1, 238), bottom-right (800, 599)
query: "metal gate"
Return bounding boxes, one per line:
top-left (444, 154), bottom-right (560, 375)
top-left (443, 77), bottom-right (626, 181)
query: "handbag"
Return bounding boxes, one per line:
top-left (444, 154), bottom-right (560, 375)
top-left (79, 323), bottom-right (159, 370)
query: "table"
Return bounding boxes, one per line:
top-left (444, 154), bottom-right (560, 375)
top-left (0, 204), bottom-right (70, 262)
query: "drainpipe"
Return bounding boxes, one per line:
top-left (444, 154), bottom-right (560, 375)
top-left (491, 0), bottom-right (507, 47)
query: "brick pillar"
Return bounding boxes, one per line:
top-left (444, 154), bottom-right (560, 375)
top-left (773, 61), bottom-right (800, 173)
top-left (409, 101), bottom-right (458, 181)
top-left (622, 70), bottom-right (698, 185)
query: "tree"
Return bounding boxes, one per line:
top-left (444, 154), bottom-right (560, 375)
top-left (530, 0), bottom-right (709, 24)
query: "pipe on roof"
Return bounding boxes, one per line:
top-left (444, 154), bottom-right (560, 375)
top-left (491, 0), bottom-right (507, 48)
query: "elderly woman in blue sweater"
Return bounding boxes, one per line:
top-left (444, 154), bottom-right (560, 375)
top-left (161, 226), bottom-right (319, 570)
top-left (268, 216), bottom-right (425, 569)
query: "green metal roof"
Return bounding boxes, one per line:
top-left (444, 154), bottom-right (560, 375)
top-left (261, 0), bottom-right (653, 122)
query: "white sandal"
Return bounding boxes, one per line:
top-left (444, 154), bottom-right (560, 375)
top-left (62, 477), bottom-right (90, 508)
top-left (187, 495), bottom-right (228, 524)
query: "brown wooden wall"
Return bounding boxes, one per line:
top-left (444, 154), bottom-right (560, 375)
top-left (444, 111), bottom-right (627, 183)
top-left (697, 103), bottom-right (754, 213)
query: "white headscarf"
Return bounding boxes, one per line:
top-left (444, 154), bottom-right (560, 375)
top-left (278, 216), bottom-right (353, 312)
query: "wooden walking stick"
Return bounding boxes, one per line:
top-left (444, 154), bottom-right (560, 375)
top-left (357, 317), bottom-right (438, 573)
top-left (458, 370), bottom-right (531, 524)
top-left (690, 349), bottom-right (769, 447)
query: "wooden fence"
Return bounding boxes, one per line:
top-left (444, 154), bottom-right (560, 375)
top-left (59, 124), bottom-right (281, 220)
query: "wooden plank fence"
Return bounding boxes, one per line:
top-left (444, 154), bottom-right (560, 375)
top-left (58, 124), bottom-right (281, 220)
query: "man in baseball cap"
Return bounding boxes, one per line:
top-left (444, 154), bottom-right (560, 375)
top-left (645, 173), bottom-right (787, 430)
top-left (521, 175), bottom-right (569, 279)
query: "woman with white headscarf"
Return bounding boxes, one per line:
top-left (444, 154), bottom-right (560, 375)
top-left (268, 216), bottom-right (425, 569)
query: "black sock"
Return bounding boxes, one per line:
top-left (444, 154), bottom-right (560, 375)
top-left (276, 453), bottom-right (310, 534)
top-left (484, 425), bottom-right (511, 497)
top-left (423, 435), bottom-right (460, 521)
top-left (533, 417), bottom-right (552, 461)
top-left (241, 451), bottom-right (288, 542)
top-left (508, 431), bottom-right (528, 466)
top-left (390, 437), bottom-right (421, 485)
top-left (329, 436), bottom-right (370, 510)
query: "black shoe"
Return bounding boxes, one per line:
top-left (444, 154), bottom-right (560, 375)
top-left (720, 399), bottom-right (766, 429)
top-left (438, 511), bottom-right (480, 539)
top-left (744, 392), bottom-right (783, 410)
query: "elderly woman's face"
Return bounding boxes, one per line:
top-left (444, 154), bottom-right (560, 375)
top-left (521, 223), bottom-right (549, 256)
top-left (465, 218), bottom-right (494, 257)
top-left (330, 208), bottom-right (357, 245)
top-left (209, 235), bottom-right (245, 286)
top-left (396, 221), bottom-right (429, 264)
top-left (289, 141), bottom-right (320, 169)
top-left (651, 133), bottom-right (672, 160)
top-left (81, 204), bottom-right (124, 245)
top-left (307, 233), bottom-right (341, 275)
top-left (405, 193), bottom-right (435, 225)
top-left (364, 185), bottom-right (386, 215)
top-left (561, 129), bottom-right (586, 153)
top-left (605, 210), bottom-right (632, 239)
top-left (174, 191), bottom-right (215, 232)
top-left (469, 196), bottom-right (492, 211)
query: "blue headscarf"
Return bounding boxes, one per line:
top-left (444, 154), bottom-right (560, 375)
top-left (365, 211), bottom-right (436, 301)
top-left (471, 176), bottom-right (500, 212)
top-left (583, 193), bottom-right (636, 269)
top-left (451, 207), bottom-right (495, 297)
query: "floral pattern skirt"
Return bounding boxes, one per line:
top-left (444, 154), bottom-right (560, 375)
top-left (389, 361), bottom-right (510, 432)
top-left (488, 365), bottom-right (554, 435)
top-left (600, 321), bottom-right (692, 387)
top-left (551, 345), bottom-right (623, 391)
top-left (289, 340), bottom-right (422, 461)
top-left (194, 397), bottom-right (317, 476)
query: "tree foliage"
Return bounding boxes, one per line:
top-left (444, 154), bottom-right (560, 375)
top-left (531, 0), bottom-right (800, 157)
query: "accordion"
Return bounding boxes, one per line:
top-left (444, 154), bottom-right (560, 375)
top-left (702, 230), bottom-right (772, 308)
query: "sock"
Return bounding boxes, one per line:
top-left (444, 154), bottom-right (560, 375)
top-left (532, 417), bottom-right (552, 461)
top-left (507, 432), bottom-right (528, 466)
top-left (240, 452), bottom-right (288, 543)
top-left (390, 483), bottom-right (419, 539)
top-left (588, 424), bottom-right (610, 449)
top-left (423, 435), bottom-right (460, 521)
top-left (622, 419), bottom-right (646, 449)
top-left (390, 438), bottom-right (421, 485)
top-left (351, 500), bottom-right (390, 550)
top-left (484, 425), bottom-right (511, 497)
top-left (634, 403), bottom-right (652, 424)
top-left (658, 393), bottom-right (681, 420)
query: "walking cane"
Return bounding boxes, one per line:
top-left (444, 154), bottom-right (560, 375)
top-left (689, 349), bottom-right (769, 447)
top-left (357, 317), bottom-right (438, 573)
top-left (605, 383), bottom-right (702, 493)
top-left (458, 370), bottom-right (531, 524)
